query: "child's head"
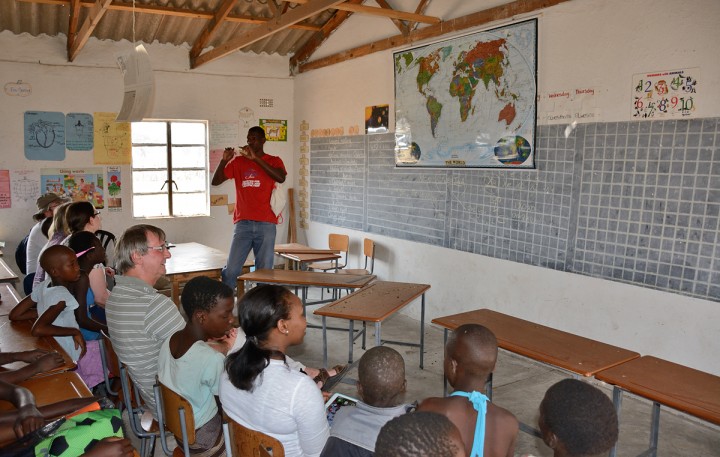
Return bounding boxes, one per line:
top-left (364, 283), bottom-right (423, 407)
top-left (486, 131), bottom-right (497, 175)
top-left (375, 411), bottom-right (465, 457)
top-left (67, 231), bottom-right (106, 269)
top-left (181, 276), bottom-right (235, 339)
top-left (357, 346), bottom-right (406, 407)
top-left (538, 379), bottom-right (619, 457)
top-left (445, 324), bottom-right (497, 387)
top-left (39, 245), bottom-right (81, 285)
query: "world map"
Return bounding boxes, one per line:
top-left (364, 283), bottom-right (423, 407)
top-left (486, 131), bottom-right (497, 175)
top-left (394, 19), bottom-right (537, 168)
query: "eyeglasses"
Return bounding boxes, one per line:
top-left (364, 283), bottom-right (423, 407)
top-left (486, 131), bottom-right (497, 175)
top-left (93, 211), bottom-right (101, 217)
top-left (147, 243), bottom-right (171, 252)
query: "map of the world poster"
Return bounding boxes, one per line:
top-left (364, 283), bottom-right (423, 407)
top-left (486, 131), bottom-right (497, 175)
top-left (394, 19), bottom-right (537, 168)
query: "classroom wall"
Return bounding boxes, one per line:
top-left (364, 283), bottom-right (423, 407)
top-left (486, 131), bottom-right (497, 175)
top-left (293, 0), bottom-right (720, 375)
top-left (0, 32), bottom-right (295, 264)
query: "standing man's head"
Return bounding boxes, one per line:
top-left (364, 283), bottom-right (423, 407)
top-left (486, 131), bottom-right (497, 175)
top-left (246, 126), bottom-right (267, 154)
top-left (375, 411), bottom-right (465, 457)
top-left (34, 192), bottom-right (68, 221)
top-left (115, 224), bottom-right (171, 285)
top-left (538, 379), bottom-right (619, 457)
top-left (357, 346), bottom-right (406, 407)
top-left (445, 324), bottom-right (497, 389)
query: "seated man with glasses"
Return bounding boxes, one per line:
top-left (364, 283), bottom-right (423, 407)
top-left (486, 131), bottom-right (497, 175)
top-left (105, 224), bottom-right (185, 415)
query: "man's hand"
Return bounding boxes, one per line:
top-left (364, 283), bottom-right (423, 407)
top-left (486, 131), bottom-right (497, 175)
top-left (32, 352), bottom-right (65, 373)
top-left (14, 404), bottom-right (44, 438)
top-left (222, 147), bottom-right (236, 161)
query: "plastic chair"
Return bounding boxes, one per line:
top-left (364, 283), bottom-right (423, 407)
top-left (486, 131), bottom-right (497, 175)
top-left (154, 379), bottom-right (195, 457)
top-left (337, 238), bottom-right (375, 275)
top-left (307, 234), bottom-right (349, 272)
top-left (95, 229), bottom-right (116, 250)
top-left (222, 414), bottom-right (285, 457)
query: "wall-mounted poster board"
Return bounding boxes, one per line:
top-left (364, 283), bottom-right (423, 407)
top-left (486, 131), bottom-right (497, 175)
top-left (393, 19), bottom-right (537, 168)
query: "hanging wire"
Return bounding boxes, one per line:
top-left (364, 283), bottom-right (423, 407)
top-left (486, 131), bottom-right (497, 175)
top-left (132, 0), bottom-right (136, 44)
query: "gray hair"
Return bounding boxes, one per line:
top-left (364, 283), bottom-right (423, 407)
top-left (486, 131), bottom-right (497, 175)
top-left (114, 224), bottom-right (166, 274)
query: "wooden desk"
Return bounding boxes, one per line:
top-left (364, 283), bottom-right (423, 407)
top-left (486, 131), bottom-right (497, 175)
top-left (274, 243), bottom-right (340, 270)
top-left (0, 257), bottom-right (18, 284)
top-left (0, 315), bottom-right (75, 373)
top-left (237, 269), bottom-right (375, 305)
top-left (314, 281), bottom-right (430, 369)
top-left (0, 283), bottom-right (22, 316)
top-left (596, 356), bottom-right (720, 457)
top-left (163, 242), bottom-right (241, 304)
top-left (0, 371), bottom-right (92, 411)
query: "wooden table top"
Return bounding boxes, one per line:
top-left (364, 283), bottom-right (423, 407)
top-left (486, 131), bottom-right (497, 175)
top-left (0, 283), bottom-right (22, 316)
top-left (274, 243), bottom-right (340, 255)
top-left (432, 309), bottom-right (639, 377)
top-left (164, 242), bottom-right (227, 276)
top-left (0, 315), bottom-right (75, 373)
top-left (0, 371), bottom-right (92, 411)
top-left (239, 269), bottom-right (375, 288)
top-left (0, 257), bottom-right (18, 283)
top-left (315, 281), bottom-right (430, 322)
top-left (595, 356), bottom-right (720, 425)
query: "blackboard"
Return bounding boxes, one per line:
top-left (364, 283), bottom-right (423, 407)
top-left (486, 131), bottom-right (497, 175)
top-left (310, 118), bottom-right (720, 302)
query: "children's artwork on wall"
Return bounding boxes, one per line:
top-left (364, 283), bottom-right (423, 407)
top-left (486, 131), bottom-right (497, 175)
top-left (41, 168), bottom-right (104, 209)
top-left (209, 121), bottom-right (239, 170)
top-left (4, 80), bottom-right (32, 97)
top-left (0, 170), bottom-right (10, 209)
top-left (24, 111), bottom-right (66, 161)
top-left (238, 107), bottom-right (254, 128)
top-left (65, 113), bottom-right (94, 151)
top-left (632, 68), bottom-right (699, 118)
top-left (93, 112), bottom-right (131, 164)
top-left (260, 119), bottom-right (287, 141)
top-left (10, 170), bottom-right (39, 208)
top-left (107, 166), bottom-right (122, 211)
top-left (365, 105), bottom-right (389, 134)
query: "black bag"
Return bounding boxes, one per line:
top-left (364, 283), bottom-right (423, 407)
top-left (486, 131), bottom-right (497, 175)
top-left (15, 234), bottom-right (29, 275)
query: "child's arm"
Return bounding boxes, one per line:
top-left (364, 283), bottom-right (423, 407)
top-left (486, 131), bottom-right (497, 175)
top-left (0, 352), bottom-right (65, 384)
top-left (0, 379), bottom-right (44, 439)
top-left (72, 274), bottom-right (108, 334)
top-left (8, 295), bottom-right (38, 321)
top-left (31, 301), bottom-right (87, 359)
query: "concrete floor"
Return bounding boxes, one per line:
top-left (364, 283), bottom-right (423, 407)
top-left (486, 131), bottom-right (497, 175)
top-left (131, 290), bottom-right (719, 457)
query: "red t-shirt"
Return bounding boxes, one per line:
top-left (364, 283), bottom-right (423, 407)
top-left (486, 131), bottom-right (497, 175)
top-left (224, 153), bottom-right (286, 224)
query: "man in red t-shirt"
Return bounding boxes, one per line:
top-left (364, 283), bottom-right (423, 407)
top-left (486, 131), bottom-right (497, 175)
top-left (212, 126), bottom-right (287, 290)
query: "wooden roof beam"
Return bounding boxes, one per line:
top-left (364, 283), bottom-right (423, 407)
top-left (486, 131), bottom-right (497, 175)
top-left (292, 0), bottom-right (439, 24)
top-left (17, 0), bottom-right (321, 31)
top-left (67, 0), bottom-right (82, 53)
top-left (189, 0), bottom-right (238, 60)
top-left (299, 0), bottom-right (571, 73)
top-left (411, 0), bottom-right (431, 31)
top-left (68, 0), bottom-right (112, 61)
top-left (192, 0), bottom-right (345, 69)
top-left (375, 0), bottom-right (409, 35)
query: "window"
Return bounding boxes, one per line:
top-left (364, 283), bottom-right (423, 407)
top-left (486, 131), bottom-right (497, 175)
top-left (131, 120), bottom-right (209, 218)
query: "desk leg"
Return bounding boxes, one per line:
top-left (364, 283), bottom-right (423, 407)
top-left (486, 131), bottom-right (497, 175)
top-left (237, 279), bottom-right (246, 301)
top-left (649, 402), bottom-right (660, 457)
top-left (172, 280), bottom-right (180, 305)
top-left (375, 322), bottom-right (381, 347)
top-left (322, 316), bottom-right (328, 368)
top-left (443, 329), bottom-right (448, 396)
top-left (419, 293), bottom-right (425, 369)
top-left (348, 320), bottom-right (354, 364)
top-left (609, 387), bottom-right (623, 457)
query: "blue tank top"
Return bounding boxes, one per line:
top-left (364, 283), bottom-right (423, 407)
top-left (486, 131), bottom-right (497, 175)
top-left (451, 390), bottom-right (489, 457)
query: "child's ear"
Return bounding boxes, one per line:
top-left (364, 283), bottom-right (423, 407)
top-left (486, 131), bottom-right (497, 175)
top-left (194, 310), bottom-right (207, 324)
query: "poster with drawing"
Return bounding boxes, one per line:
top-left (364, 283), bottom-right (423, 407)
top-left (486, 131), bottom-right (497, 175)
top-left (632, 68), bottom-right (699, 118)
top-left (10, 170), bottom-right (39, 209)
top-left (93, 112), bottom-right (131, 164)
top-left (0, 170), bottom-right (10, 209)
top-left (65, 113), bottom-right (94, 151)
top-left (41, 168), bottom-right (105, 209)
top-left (259, 119), bottom-right (287, 142)
top-left (24, 111), bottom-right (66, 161)
top-left (107, 166), bottom-right (122, 211)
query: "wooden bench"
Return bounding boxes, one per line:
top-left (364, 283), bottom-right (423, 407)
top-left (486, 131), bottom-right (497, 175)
top-left (0, 283), bottom-right (22, 316)
top-left (595, 356), bottom-right (720, 457)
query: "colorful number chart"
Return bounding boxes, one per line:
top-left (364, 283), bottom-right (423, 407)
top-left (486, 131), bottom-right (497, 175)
top-left (632, 68), bottom-right (699, 118)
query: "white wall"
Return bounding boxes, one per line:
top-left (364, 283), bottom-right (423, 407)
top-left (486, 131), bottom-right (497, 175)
top-left (293, 0), bottom-right (720, 375)
top-left (0, 32), bottom-right (295, 262)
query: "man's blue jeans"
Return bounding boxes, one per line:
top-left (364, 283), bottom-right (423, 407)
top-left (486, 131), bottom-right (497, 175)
top-left (221, 220), bottom-right (276, 290)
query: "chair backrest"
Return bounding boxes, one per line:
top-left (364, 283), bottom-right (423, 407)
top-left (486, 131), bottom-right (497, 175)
top-left (157, 381), bottom-right (196, 445)
top-left (362, 238), bottom-right (376, 273)
top-left (95, 229), bottom-right (116, 250)
top-left (225, 415), bottom-right (285, 457)
top-left (328, 233), bottom-right (349, 269)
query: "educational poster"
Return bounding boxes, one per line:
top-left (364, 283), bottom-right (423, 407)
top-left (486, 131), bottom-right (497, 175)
top-left (209, 121), bottom-right (239, 171)
top-left (365, 105), bottom-right (389, 134)
top-left (10, 170), bottom-right (39, 209)
top-left (65, 113), bottom-right (94, 151)
top-left (107, 166), bottom-right (122, 211)
top-left (238, 107), bottom-right (254, 128)
top-left (93, 112), bottom-right (131, 164)
top-left (4, 80), bottom-right (32, 97)
top-left (24, 111), bottom-right (66, 161)
top-left (0, 170), bottom-right (10, 209)
top-left (394, 19), bottom-right (537, 168)
top-left (41, 168), bottom-right (105, 209)
top-left (632, 68), bottom-right (699, 118)
top-left (259, 119), bottom-right (287, 142)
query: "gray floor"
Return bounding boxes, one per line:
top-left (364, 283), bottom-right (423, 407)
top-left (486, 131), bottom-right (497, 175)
top-left (133, 291), bottom-right (720, 457)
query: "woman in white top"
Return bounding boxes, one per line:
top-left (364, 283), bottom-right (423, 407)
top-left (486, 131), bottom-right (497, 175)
top-left (219, 285), bottom-right (330, 457)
